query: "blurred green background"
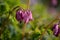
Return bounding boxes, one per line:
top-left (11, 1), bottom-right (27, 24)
top-left (0, 0), bottom-right (60, 40)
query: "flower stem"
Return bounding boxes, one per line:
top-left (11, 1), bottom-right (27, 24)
top-left (22, 23), bottom-right (26, 40)
top-left (27, 0), bottom-right (30, 10)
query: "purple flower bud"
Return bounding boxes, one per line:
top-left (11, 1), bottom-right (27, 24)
top-left (54, 27), bottom-right (60, 37)
top-left (22, 10), bottom-right (33, 23)
top-left (16, 8), bottom-right (33, 23)
top-left (16, 8), bottom-right (24, 22)
top-left (52, 24), bottom-right (59, 36)
top-left (26, 10), bottom-right (33, 21)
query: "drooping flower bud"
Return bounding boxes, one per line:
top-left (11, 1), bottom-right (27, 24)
top-left (52, 24), bottom-right (59, 36)
top-left (16, 8), bottom-right (24, 22)
top-left (22, 10), bottom-right (33, 23)
top-left (16, 8), bottom-right (33, 23)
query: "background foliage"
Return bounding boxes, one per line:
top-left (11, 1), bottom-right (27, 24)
top-left (0, 0), bottom-right (60, 40)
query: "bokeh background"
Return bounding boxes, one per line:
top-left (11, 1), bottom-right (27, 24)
top-left (0, 0), bottom-right (60, 40)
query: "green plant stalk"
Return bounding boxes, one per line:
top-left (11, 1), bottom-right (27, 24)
top-left (22, 23), bottom-right (26, 40)
top-left (22, 0), bottom-right (30, 40)
top-left (27, 0), bottom-right (30, 10)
